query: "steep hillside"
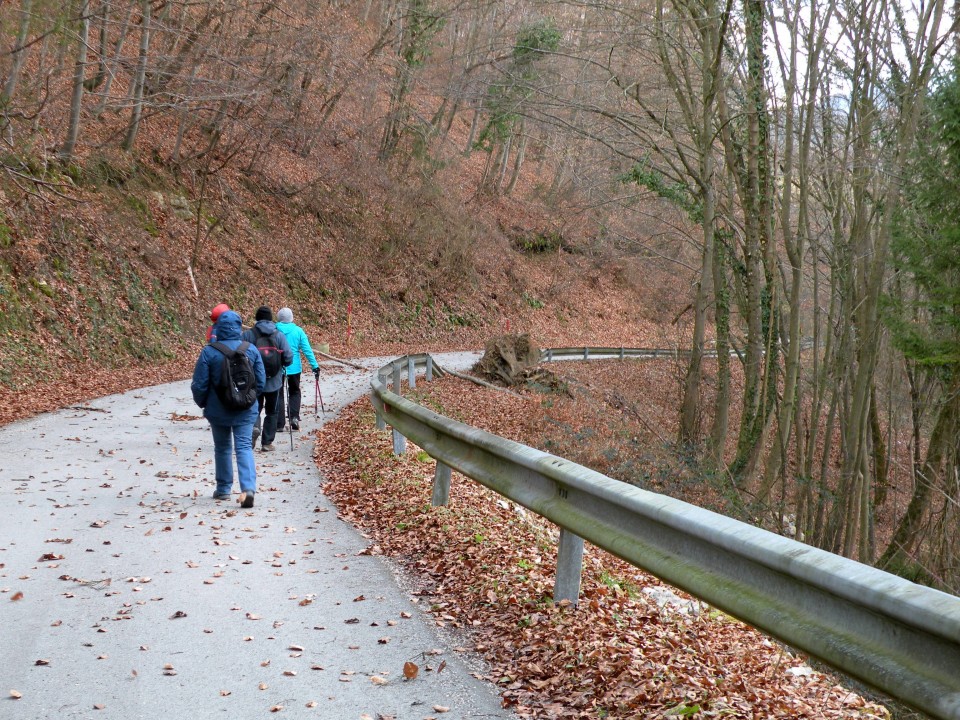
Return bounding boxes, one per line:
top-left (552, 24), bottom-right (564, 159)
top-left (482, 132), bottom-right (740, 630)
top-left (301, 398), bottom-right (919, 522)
top-left (0, 137), bottom-right (690, 426)
top-left (0, 3), bottom-right (697, 426)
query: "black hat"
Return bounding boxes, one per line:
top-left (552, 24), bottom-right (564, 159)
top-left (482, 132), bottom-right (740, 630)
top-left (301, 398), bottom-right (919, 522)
top-left (255, 306), bottom-right (273, 321)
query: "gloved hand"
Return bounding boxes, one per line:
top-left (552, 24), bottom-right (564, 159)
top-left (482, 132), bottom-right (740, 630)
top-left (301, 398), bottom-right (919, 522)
top-left (312, 367), bottom-right (320, 379)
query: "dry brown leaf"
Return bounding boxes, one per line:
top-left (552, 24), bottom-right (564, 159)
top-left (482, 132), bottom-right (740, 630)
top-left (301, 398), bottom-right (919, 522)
top-left (269, 705), bottom-right (283, 713)
top-left (282, 670), bottom-right (297, 676)
top-left (432, 707), bottom-right (450, 714)
top-left (402, 661), bottom-right (419, 680)
top-left (259, 682), bottom-right (268, 690)
top-left (10, 591), bottom-right (24, 602)
top-left (220, 690), bottom-right (231, 696)
top-left (305, 701), bottom-right (317, 707)
top-left (370, 675), bottom-right (387, 685)
top-left (10, 690), bottom-right (23, 699)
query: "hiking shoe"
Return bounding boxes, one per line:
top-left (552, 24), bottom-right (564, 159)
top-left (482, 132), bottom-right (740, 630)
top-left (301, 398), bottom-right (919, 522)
top-left (239, 491), bottom-right (255, 509)
top-left (213, 490), bottom-right (231, 500)
top-left (252, 425), bottom-right (261, 444)
top-left (261, 444), bottom-right (275, 452)
top-left (291, 419), bottom-right (300, 431)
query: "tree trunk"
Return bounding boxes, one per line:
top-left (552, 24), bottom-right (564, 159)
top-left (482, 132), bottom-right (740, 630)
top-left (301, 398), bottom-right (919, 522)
top-left (121, 0), bottom-right (151, 152)
top-left (60, 0), bottom-right (91, 162)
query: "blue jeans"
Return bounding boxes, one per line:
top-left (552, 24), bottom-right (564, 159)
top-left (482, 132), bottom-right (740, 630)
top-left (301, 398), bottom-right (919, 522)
top-left (209, 422), bottom-right (256, 495)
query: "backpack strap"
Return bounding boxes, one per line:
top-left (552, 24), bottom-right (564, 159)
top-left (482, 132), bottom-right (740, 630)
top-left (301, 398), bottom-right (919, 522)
top-left (211, 341), bottom-right (234, 358)
top-left (212, 341), bottom-right (249, 357)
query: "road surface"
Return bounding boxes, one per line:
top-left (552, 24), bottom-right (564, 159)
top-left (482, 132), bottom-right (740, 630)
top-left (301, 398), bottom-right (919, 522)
top-left (0, 352), bottom-right (514, 720)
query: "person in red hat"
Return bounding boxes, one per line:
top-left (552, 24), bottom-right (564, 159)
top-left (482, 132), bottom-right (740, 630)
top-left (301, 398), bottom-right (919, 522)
top-left (207, 303), bottom-right (230, 342)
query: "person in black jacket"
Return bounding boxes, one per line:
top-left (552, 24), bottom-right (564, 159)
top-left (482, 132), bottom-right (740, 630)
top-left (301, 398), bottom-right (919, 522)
top-left (242, 306), bottom-right (293, 452)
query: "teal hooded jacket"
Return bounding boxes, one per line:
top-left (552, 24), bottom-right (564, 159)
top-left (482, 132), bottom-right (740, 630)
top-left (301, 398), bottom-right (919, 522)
top-left (276, 321), bottom-right (319, 375)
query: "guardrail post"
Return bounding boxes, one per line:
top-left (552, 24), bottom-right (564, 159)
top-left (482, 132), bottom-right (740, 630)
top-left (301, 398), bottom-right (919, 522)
top-left (432, 462), bottom-right (451, 506)
top-left (408, 356), bottom-right (416, 389)
top-left (583, 347), bottom-right (589, 360)
top-left (554, 528), bottom-right (584, 605)
top-left (619, 346), bottom-right (625, 359)
top-left (392, 427), bottom-right (406, 455)
top-left (546, 349), bottom-right (553, 362)
top-left (425, 356), bottom-right (433, 382)
top-left (391, 363), bottom-right (407, 454)
top-left (375, 411), bottom-right (386, 430)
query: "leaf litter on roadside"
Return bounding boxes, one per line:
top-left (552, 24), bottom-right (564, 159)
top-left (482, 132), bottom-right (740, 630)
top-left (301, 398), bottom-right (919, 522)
top-left (314, 394), bottom-right (890, 720)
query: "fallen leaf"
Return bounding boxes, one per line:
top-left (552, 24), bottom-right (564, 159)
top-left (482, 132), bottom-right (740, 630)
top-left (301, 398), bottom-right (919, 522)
top-left (399, 611), bottom-right (411, 619)
top-left (288, 644), bottom-right (304, 651)
top-left (220, 690), bottom-right (231, 696)
top-left (432, 706), bottom-right (450, 713)
top-left (169, 610), bottom-right (187, 619)
top-left (403, 661), bottom-right (419, 680)
top-left (282, 670), bottom-right (297, 676)
top-left (259, 683), bottom-right (268, 690)
top-left (371, 675), bottom-right (387, 685)
top-left (10, 591), bottom-right (24, 602)
top-left (305, 701), bottom-right (317, 708)
top-left (246, 612), bottom-right (261, 620)
top-left (269, 705), bottom-right (283, 713)
top-left (93, 703), bottom-right (105, 710)
top-left (34, 659), bottom-right (50, 666)
top-left (179, 512), bottom-right (188, 520)
top-left (437, 660), bottom-right (447, 673)
top-left (10, 690), bottom-right (23, 699)
top-left (378, 637), bottom-right (390, 644)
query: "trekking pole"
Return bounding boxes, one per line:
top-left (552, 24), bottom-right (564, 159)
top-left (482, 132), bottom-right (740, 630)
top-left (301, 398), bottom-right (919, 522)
top-left (315, 374), bottom-right (327, 417)
top-left (287, 374), bottom-right (294, 451)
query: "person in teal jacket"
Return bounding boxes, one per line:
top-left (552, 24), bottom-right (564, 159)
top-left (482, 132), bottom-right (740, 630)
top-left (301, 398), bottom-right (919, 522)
top-left (275, 307), bottom-right (320, 431)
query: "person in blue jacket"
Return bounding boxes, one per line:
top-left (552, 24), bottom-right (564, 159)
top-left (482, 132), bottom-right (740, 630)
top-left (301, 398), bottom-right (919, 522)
top-left (191, 310), bottom-right (266, 508)
top-left (242, 306), bottom-right (293, 453)
top-left (275, 307), bottom-right (320, 432)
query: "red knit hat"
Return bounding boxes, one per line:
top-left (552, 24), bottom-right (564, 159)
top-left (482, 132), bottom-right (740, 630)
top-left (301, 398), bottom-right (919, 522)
top-left (210, 303), bottom-right (230, 322)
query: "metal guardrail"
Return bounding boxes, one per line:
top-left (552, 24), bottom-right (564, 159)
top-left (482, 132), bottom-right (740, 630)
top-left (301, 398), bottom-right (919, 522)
top-left (540, 340), bottom-right (815, 362)
top-left (369, 352), bottom-right (960, 720)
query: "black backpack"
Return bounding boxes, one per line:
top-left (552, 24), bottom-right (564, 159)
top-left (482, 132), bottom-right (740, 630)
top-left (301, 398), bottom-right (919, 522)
top-left (253, 328), bottom-right (283, 378)
top-left (211, 341), bottom-right (258, 410)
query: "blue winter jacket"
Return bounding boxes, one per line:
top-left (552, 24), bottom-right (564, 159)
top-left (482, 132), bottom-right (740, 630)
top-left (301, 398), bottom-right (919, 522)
top-left (276, 321), bottom-right (319, 375)
top-left (242, 320), bottom-right (293, 393)
top-left (191, 310), bottom-right (266, 426)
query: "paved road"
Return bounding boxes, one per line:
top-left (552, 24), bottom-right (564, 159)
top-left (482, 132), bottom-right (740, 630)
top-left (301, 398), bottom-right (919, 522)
top-left (0, 352), bottom-right (512, 720)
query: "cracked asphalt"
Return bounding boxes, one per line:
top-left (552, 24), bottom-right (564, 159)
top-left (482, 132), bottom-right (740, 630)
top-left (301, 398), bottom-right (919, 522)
top-left (0, 351), bottom-right (516, 720)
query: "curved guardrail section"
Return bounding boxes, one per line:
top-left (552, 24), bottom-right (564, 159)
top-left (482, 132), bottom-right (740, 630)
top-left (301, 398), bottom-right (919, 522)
top-left (369, 352), bottom-right (960, 720)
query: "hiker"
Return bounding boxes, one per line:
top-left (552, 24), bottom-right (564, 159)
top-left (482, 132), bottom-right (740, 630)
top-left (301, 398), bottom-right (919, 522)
top-left (206, 302), bottom-right (230, 342)
top-left (190, 309), bottom-right (265, 508)
top-left (276, 307), bottom-right (320, 432)
top-left (242, 306), bottom-right (293, 453)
